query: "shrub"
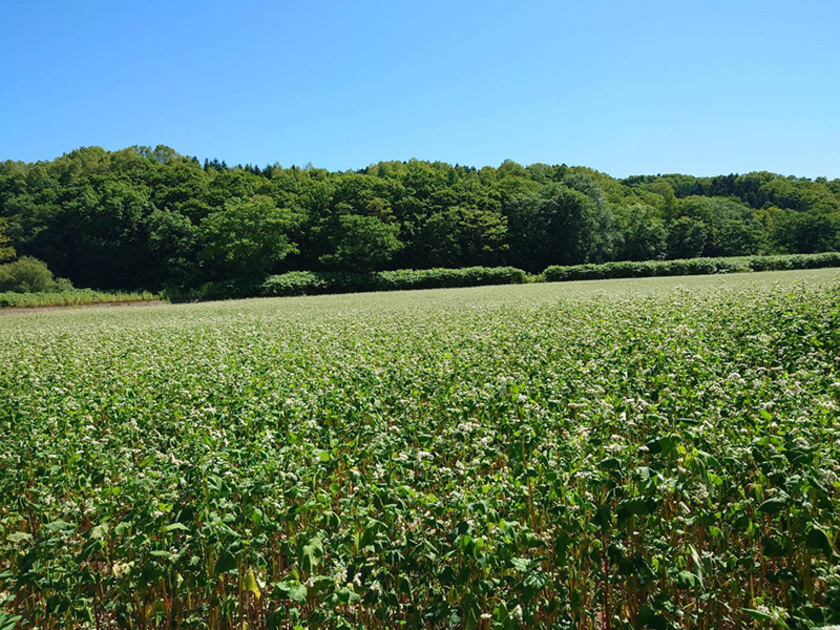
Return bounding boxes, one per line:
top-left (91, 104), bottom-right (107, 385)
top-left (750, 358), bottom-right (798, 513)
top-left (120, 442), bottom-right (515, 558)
top-left (185, 266), bottom-right (528, 301)
top-left (543, 253), bottom-right (840, 283)
top-left (0, 256), bottom-right (71, 293)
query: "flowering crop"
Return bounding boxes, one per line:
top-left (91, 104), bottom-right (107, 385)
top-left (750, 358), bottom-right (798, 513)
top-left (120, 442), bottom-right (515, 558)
top-left (1, 270), bottom-right (839, 629)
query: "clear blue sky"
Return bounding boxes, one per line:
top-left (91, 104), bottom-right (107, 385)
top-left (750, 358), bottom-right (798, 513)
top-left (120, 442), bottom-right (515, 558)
top-left (2, 0), bottom-right (838, 178)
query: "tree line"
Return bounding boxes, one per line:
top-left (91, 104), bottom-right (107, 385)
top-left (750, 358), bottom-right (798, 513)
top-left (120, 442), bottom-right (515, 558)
top-left (0, 145), bottom-right (838, 291)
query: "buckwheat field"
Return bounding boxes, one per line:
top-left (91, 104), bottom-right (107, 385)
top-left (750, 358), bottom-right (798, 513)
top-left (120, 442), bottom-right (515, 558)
top-left (2, 270), bottom-right (839, 630)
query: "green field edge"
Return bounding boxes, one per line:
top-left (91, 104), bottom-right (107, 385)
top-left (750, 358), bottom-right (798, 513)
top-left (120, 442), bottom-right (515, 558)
top-left (0, 290), bottom-right (162, 310)
top-left (171, 252), bottom-right (840, 303)
top-left (3, 252), bottom-right (839, 309)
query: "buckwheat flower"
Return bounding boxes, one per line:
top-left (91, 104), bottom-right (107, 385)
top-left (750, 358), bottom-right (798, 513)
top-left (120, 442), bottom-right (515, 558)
top-left (821, 469), bottom-right (838, 487)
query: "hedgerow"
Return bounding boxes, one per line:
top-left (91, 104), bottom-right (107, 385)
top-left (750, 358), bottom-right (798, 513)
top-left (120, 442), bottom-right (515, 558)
top-left (543, 252), bottom-right (840, 282)
top-left (182, 266), bottom-right (528, 301)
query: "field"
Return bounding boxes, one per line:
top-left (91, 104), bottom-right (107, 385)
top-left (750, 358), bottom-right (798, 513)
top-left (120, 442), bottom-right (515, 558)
top-left (1, 270), bottom-right (839, 630)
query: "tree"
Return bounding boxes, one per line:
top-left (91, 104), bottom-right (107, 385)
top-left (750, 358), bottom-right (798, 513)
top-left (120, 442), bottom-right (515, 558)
top-left (199, 195), bottom-right (297, 279)
top-left (675, 196), bottom-right (765, 257)
top-left (619, 204), bottom-right (667, 261)
top-left (320, 214), bottom-right (402, 271)
top-left (771, 209), bottom-right (840, 253)
top-left (417, 205), bottom-right (508, 268)
top-left (143, 208), bottom-right (201, 288)
top-left (507, 184), bottom-right (602, 271)
top-left (0, 217), bottom-right (14, 262)
top-left (667, 216), bottom-right (708, 259)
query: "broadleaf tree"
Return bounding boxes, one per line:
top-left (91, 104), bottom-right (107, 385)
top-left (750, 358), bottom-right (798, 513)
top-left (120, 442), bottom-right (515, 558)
top-left (199, 195), bottom-right (298, 280)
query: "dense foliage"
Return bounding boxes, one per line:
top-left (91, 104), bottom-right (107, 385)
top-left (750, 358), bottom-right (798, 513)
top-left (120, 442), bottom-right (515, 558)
top-left (544, 252), bottom-right (840, 282)
top-left (1, 146), bottom-right (839, 291)
top-left (1, 270), bottom-right (839, 629)
top-left (0, 257), bottom-right (73, 294)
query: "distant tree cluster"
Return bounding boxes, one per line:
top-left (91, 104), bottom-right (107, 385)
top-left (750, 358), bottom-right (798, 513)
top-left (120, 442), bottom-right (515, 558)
top-left (0, 145), bottom-right (838, 290)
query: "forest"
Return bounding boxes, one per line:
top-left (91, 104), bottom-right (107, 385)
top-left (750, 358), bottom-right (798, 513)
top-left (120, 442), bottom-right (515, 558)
top-left (1, 145), bottom-right (839, 291)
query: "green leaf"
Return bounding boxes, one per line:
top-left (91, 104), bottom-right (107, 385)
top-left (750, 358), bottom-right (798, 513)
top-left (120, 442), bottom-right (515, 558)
top-left (511, 557), bottom-right (530, 572)
top-left (646, 434), bottom-right (680, 456)
top-left (806, 526), bottom-right (832, 555)
top-left (618, 498), bottom-right (650, 516)
top-left (289, 582), bottom-right (308, 603)
top-left (300, 537), bottom-right (324, 572)
top-left (689, 544), bottom-right (704, 585)
top-left (0, 613), bottom-right (23, 630)
top-left (7, 531), bottom-right (32, 543)
top-left (89, 523), bottom-right (109, 540)
top-left (214, 548), bottom-right (237, 577)
top-left (676, 570), bottom-right (700, 589)
top-left (758, 498), bottom-right (787, 515)
top-left (742, 607), bottom-right (791, 630)
top-left (743, 607), bottom-right (773, 622)
top-left (334, 586), bottom-right (361, 604)
top-left (598, 457), bottom-right (621, 470)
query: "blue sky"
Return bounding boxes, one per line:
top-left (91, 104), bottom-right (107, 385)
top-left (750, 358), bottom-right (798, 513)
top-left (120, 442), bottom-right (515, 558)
top-left (2, 0), bottom-right (838, 178)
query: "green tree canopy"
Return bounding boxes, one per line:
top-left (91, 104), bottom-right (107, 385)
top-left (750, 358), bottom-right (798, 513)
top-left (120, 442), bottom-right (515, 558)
top-left (0, 217), bottom-right (14, 262)
top-left (320, 214), bottom-right (402, 271)
top-left (199, 195), bottom-right (297, 280)
top-left (2, 145), bottom-right (840, 290)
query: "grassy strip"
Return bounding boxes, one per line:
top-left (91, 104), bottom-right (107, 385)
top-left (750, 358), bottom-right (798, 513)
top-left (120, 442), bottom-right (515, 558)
top-left (0, 289), bottom-right (161, 309)
top-left (543, 251), bottom-right (840, 282)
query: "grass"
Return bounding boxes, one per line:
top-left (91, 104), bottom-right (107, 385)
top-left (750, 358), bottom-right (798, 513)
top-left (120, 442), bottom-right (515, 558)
top-left (1, 268), bottom-right (839, 629)
top-left (0, 289), bottom-right (161, 309)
